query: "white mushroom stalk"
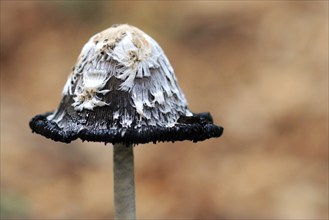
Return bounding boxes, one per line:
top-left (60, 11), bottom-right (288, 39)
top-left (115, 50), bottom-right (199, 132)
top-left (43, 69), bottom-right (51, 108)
top-left (113, 143), bottom-right (136, 219)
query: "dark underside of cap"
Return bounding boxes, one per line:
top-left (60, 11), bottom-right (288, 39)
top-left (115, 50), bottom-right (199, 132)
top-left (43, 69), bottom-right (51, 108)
top-left (29, 112), bottom-right (223, 145)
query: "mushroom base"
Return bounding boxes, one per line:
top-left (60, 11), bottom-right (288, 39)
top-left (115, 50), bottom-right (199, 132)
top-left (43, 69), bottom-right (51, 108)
top-left (29, 112), bottom-right (223, 144)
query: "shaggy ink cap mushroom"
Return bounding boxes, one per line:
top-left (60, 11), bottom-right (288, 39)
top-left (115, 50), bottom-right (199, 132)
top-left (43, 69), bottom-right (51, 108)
top-left (30, 24), bottom-right (223, 144)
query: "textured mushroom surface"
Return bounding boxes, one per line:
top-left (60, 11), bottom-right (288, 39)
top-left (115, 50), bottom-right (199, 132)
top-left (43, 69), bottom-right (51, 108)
top-left (29, 24), bottom-right (223, 144)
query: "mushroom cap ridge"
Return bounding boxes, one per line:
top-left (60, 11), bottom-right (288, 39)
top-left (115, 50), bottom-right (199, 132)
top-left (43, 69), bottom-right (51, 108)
top-left (30, 112), bottom-right (223, 144)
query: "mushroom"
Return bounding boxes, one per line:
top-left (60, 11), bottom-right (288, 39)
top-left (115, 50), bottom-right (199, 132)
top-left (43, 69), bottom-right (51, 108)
top-left (29, 24), bottom-right (223, 219)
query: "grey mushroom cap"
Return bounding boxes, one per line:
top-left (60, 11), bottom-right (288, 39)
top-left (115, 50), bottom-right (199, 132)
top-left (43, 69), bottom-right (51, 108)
top-left (29, 24), bottom-right (223, 144)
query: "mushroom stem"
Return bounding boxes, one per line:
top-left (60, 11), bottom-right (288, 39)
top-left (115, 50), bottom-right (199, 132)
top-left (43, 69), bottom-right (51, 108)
top-left (113, 143), bottom-right (136, 220)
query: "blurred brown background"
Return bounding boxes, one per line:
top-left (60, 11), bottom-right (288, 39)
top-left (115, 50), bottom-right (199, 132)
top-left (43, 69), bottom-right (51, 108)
top-left (1, 1), bottom-right (328, 219)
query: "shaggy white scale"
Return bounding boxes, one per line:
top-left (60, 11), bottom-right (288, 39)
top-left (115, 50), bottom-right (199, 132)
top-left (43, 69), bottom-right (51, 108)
top-left (52, 24), bottom-right (192, 129)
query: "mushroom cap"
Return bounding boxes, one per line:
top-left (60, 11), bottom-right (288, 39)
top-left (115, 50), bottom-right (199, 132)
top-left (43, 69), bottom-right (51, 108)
top-left (29, 24), bottom-right (223, 144)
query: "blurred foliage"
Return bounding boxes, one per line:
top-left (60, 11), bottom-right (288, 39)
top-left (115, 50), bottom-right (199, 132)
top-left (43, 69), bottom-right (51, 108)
top-left (0, 192), bottom-right (30, 218)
